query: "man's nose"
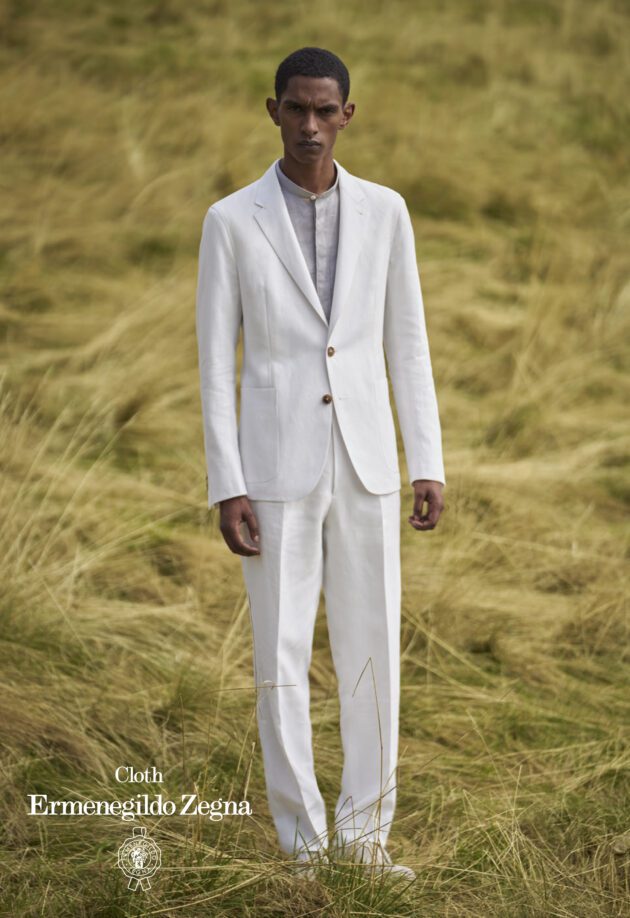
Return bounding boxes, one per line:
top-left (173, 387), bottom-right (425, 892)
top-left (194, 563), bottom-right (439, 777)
top-left (302, 110), bottom-right (318, 136)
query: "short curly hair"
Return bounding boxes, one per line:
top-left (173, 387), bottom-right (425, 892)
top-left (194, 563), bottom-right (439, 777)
top-left (275, 47), bottom-right (350, 106)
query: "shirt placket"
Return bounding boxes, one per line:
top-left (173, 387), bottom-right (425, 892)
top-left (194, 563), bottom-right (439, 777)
top-left (313, 195), bottom-right (324, 302)
top-left (274, 162), bottom-right (338, 320)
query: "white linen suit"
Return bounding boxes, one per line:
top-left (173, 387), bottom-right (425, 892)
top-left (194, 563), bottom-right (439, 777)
top-left (195, 156), bottom-right (446, 856)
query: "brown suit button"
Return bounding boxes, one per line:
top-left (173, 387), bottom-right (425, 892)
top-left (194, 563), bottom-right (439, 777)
top-left (322, 393), bottom-right (332, 403)
top-left (327, 346), bottom-right (335, 356)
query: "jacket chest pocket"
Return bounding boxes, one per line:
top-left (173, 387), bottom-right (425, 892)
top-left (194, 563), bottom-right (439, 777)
top-left (238, 386), bottom-right (279, 483)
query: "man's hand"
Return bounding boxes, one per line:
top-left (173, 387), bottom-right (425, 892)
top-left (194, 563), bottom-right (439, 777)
top-left (219, 495), bottom-right (261, 556)
top-left (408, 480), bottom-right (444, 531)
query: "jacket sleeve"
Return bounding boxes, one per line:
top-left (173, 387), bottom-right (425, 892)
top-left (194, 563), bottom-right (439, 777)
top-left (195, 206), bottom-right (248, 508)
top-left (383, 193), bottom-right (446, 487)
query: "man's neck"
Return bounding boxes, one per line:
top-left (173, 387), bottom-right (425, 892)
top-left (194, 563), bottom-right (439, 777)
top-left (278, 152), bottom-right (337, 195)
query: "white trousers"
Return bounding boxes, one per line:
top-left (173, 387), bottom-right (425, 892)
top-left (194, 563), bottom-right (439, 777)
top-left (241, 407), bottom-right (401, 857)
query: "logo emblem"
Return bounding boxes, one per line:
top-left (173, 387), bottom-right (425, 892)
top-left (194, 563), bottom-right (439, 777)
top-left (117, 826), bottom-right (161, 890)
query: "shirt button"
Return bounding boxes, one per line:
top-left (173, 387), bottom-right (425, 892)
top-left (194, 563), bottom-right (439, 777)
top-left (309, 194), bottom-right (316, 201)
top-left (322, 393), bottom-right (332, 403)
top-left (327, 346), bottom-right (335, 356)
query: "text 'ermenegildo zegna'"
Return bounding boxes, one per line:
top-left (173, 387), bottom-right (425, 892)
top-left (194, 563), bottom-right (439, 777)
top-left (28, 793), bottom-right (252, 822)
top-left (27, 765), bottom-right (252, 822)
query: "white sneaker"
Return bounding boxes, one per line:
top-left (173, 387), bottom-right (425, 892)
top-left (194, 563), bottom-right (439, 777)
top-left (333, 839), bottom-right (416, 881)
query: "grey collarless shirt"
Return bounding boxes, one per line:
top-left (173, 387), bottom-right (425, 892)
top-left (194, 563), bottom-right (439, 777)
top-left (275, 158), bottom-right (340, 323)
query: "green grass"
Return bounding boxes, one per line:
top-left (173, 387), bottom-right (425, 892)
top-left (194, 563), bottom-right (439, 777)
top-left (1, 0), bottom-right (629, 914)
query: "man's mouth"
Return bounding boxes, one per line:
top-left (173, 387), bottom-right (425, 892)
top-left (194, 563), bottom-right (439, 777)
top-left (299, 141), bottom-right (321, 147)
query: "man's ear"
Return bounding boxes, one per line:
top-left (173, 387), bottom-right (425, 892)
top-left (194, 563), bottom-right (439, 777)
top-left (341, 102), bottom-right (356, 128)
top-left (266, 97), bottom-right (280, 126)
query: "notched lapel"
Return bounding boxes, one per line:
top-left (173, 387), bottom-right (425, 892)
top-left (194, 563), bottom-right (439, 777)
top-left (252, 159), bottom-right (367, 334)
top-left (327, 165), bottom-right (367, 340)
top-left (253, 162), bottom-right (325, 324)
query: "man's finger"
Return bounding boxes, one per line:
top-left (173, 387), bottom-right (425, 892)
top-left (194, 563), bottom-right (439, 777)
top-left (223, 524), bottom-right (261, 556)
top-left (243, 507), bottom-right (260, 546)
top-left (408, 513), bottom-right (435, 530)
top-left (412, 493), bottom-right (429, 521)
top-left (220, 517), bottom-right (261, 556)
top-left (426, 496), bottom-right (442, 526)
top-left (408, 488), bottom-right (443, 530)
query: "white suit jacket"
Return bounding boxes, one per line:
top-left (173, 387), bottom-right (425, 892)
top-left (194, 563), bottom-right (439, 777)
top-left (196, 157), bottom-right (446, 508)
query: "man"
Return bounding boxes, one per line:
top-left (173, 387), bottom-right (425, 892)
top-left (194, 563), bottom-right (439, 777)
top-left (195, 47), bottom-right (446, 881)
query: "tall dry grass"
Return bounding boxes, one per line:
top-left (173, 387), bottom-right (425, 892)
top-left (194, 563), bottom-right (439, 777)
top-left (0, 0), bottom-right (629, 915)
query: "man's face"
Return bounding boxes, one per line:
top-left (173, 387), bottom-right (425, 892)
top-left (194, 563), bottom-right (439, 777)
top-left (266, 75), bottom-right (354, 163)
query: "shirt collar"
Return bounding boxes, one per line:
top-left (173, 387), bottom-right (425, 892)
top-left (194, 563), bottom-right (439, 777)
top-left (275, 158), bottom-right (339, 200)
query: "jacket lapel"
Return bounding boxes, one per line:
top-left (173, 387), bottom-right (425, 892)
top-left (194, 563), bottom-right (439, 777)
top-left (253, 158), bottom-right (367, 336)
top-left (327, 161), bottom-right (367, 340)
top-left (253, 160), bottom-right (325, 324)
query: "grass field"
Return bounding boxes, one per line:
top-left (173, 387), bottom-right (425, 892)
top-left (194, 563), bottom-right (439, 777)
top-left (1, 0), bottom-right (629, 915)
